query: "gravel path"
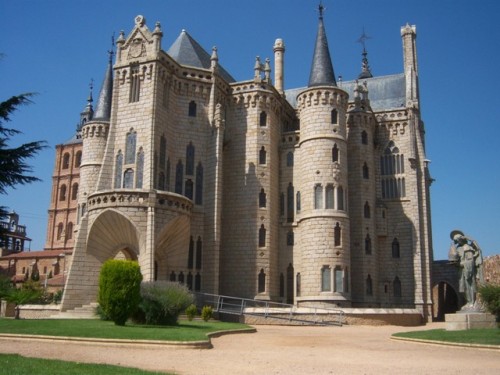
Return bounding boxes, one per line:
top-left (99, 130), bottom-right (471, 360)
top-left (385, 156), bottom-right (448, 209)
top-left (1, 323), bottom-right (499, 374)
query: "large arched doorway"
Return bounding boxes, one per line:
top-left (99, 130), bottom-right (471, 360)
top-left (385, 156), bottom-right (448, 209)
top-left (433, 281), bottom-right (459, 321)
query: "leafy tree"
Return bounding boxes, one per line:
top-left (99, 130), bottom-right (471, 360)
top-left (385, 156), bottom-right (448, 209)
top-left (0, 93), bottom-right (47, 226)
top-left (4, 280), bottom-right (44, 319)
top-left (478, 283), bottom-right (500, 322)
top-left (98, 259), bottom-right (143, 326)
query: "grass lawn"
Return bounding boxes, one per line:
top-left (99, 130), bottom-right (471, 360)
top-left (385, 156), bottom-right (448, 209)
top-left (0, 319), bottom-right (251, 342)
top-left (393, 328), bottom-right (500, 346)
top-left (0, 354), bottom-right (170, 375)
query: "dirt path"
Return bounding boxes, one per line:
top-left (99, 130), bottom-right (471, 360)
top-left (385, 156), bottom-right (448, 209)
top-left (1, 323), bottom-right (499, 374)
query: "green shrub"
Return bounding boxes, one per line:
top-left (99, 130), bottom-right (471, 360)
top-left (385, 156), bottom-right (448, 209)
top-left (137, 281), bottom-right (194, 325)
top-left (201, 305), bottom-right (213, 322)
top-left (185, 304), bottom-right (198, 321)
top-left (52, 289), bottom-right (63, 304)
top-left (97, 260), bottom-right (142, 326)
top-left (0, 275), bottom-right (13, 299)
top-left (478, 283), bottom-right (500, 321)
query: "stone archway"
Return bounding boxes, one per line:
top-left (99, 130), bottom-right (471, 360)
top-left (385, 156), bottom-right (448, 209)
top-left (432, 281), bottom-right (459, 321)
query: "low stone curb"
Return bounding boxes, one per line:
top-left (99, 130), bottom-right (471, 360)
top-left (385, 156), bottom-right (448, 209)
top-left (390, 335), bottom-right (500, 350)
top-left (0, 327), bottom-right (257, 350)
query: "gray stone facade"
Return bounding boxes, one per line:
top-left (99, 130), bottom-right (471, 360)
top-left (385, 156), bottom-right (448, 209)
top-left (60, 15), bottom-right (433, 320)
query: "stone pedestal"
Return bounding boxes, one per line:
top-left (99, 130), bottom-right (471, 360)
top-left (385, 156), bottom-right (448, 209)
top-left (445, 312), bottom-right (497, 331)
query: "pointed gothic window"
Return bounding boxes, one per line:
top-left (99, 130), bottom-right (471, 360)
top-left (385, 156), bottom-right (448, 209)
top-left (280, 193), bottom-right (285, 216)
top-left (325, 184), bottom-right (334, 209)
top-left (158, 171), bottom-right (166, 190)
top-left (196, 237), bottom-right (202, 270)
top-left (381, 142), bottom-right (406, 199)
top-left (366, 274), bottom-right (373, 295)
top-left (334, 267), bottom-right (344, 293)
top-left (279, 273), bottom-right (285, 298)
top-left (186, 142), bottom-right (195, 175)
top-left (129, 65), bottom-right (141, 102)
top-left (159, 136), bottom-right (166, 169)
top-left (286, 151), bottom-right (294, 167)
top-left (115, 151), bottom-right (123, 188)
top-left (166, 158), bottom-right (171, 191)
top-left (187, 272), bottom-right (193, 290)
top-left (195, 162), bottom-right (203, 205)
top-left (364, 201), bottom-right (371, 218)
top-left (361, 130), bottom-right (368, 145)
top-left (175, 160), bottom-right (183, 194)
top-left (321, 266), bottom-right (331, 292)
top-left (337, 186), bottom-right (344, 211)
top-left (62, 153), bottom-right (70, 169)
top-left (125, 130), bottom-right (136, 164)
top-left (185, 179), bottom-right (193, 200)
top-left (188, 101), bottom-right (197, 117)
top-left (314, 184), bottom-right (323, 209)
top-left (332, 144), bottom-right (339, 163)
top-left (170, 271), bottom-right (176, 282)
top-left (136, 148), bottom-right (144, 188)
top-left (394, 276), bottom-right (402, 297)
top-left (123, 168), bottom-right (134, 188)
top-left (296, 272), bottom-right (301, 297)
top-left (296, 191), bottom-right (301, 212)
top-left (287, 231), bottom-right (294, 246)
top-left (334, 222), bottom-right (341, 246)
top-left (287, 183), bottom-right (294, 222)
top-left (259, 188), bottom-right (267, 208)
top-left (363, 162), bottom-right (369, 179)
top-left (331, 109), bottom-right (338, 124)
top-left (195, 273), bottom-right (201, 291)
top-left (259, 146), bottom-right (267, 165)
top-left (260, 111), bottom-right (267, 127)
top-left (258, 269), bottom-right (266, 293)
top-left (365, 234), bottom-right (372, 255)
top-left (188, 236), bottom-right (194, 269)
top-left (178, 271), bottom-right (185, 284)
top-left (392, 238), bottom-right (400, 258)
top-left (259, 224), bottom-right (266, 247)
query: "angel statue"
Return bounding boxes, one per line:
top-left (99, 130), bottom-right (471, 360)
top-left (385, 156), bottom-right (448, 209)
top-left (448, 230), bottom-right (484, 311)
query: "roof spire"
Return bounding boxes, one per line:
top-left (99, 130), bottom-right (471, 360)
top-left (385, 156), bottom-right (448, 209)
top-left (357, 28), bottom-right (373, 79)
top-left (78, 79), bottom-right (94, 131)
top-left (308, 2), bottom-right (336, 87)
top-left (93, 37), bottom-right (114, 121)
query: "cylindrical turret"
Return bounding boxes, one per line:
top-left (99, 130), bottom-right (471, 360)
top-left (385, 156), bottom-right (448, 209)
top-left (273, 39), bottom-right (285, 95)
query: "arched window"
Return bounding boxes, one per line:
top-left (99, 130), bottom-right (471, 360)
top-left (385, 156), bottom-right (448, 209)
top-left (71, 183), bottom-right (78, 200)
top-left (187, 272), bottom-right (193, 290)
top-left (361, 130), bottom-right (368, 145)
top-left (365, 234), bottom-right (372, 255)
top-left (337, 186), bottom-right (344, 211)
top-left (166, 158), bottom-right (171, 191)
top-left (195, 162), bottom-right (203, 205)
top-left (125, 130), bottom-right (137, 164)
top-left (334, 267), bottom-right (344, 292)
top-left (296, 272), bottom-right (301, 297)
top-left (287, 183), bottom-right (294, 222)
top-left (362, 162), bottom-right (369, 179)
top-left (62, 153), bottom-right (70, 169)
top-left (196, 237), bottom-right (202, 270)
top-left (75, 151), bottom-right (82, 168)
top-left (159, 136), bottom-right (166, 169)
top-left (158, 171), bottom-right (166, 190)
top-left (129, 65), bottom-right (141, 102)
top-left (259, 224), bottom-right (266, 247)
top-left (296, 191), bottom-right (301, 212)
top-left (366, 274), bottom-right (373, 295)
top-left (169, 271), bottom-right (176, 282)
top-left (59, 184), bottom-right (67, 201)
top-left (259, 146), bottom-right (267, 165)
top-left (279, 273), bottom-right (285, 298)
top-left (115, 151), bottom-right (123, 188)
top-left (314, 184), bottom-right (323, 209)
top-left (287, 264), bottom-right (294, 304)
top-left (175, 160), bottom-right (183, 194)
top-left (178, 271), bottom-right (185, 284)
top-left (258, 269), bottom-right (266, 293)
top-left (325, 184), bottom-right (334, 209)
top-left (57, 223), bottom-right (63, 240)
top-left (364, 201), bottom-right (371, 218)
top-left (66, 222), bottom-right (73, 240)
top-left (136, 148), bottom-right (144, 188)
top-left (392, 238), bottom-right (400, 258)
top-left (188, 236), bottom-right (194, 269)
top-left (185, 179), bottom-right (193, 200)
top-left (334, 222), bottom-right (341, 246)
top-left (188, 101), bottom-right (197, 117)
top-left (287, 231), bottom-right (294, 246)
top-left (394, 276), bottom-right (402, 297)
top-left (259, 188), bottom-right (267, 208)
top-left (380, 142), bottom-right (406, 199)
top-left (123, 169), bottom-right (134, 188)
top-left (321, 266), bottom-right (331, 292)
top-left (331, 109), bottom-right (338, 124)
top-left (259, 111), bottom-right (267, 126)
top-left (332, 144), bottom-right (339, 163)
top-left (186, 142), bottom-right (195, 175)
top-left (195, 273), bottom-right (201, 291)
top-left (286, 151), bottom-right (294, 167)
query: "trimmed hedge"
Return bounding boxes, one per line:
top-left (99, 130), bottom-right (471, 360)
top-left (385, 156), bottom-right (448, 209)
top-left (98, 260), bottom-right (142, 326)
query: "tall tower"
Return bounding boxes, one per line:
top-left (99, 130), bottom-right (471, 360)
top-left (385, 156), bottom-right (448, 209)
top-left (295, 6), bottom-right (351, 307)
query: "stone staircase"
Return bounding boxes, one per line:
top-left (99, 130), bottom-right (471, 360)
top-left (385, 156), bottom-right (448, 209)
top-left (49, 302), bottom-right (99, 319)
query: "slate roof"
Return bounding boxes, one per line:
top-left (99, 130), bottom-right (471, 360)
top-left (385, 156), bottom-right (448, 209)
top-left (167, 30), bottom-right (235, 83)
top-left (308, 13), bottom-right (336, 87)
top-left (285, 73), bottom-right (406, 111)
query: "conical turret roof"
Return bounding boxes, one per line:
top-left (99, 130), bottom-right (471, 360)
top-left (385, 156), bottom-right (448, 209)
top-left (308, 5), bottom-right (336, 87)
top-left (93, 53), bottom-right (113, 121)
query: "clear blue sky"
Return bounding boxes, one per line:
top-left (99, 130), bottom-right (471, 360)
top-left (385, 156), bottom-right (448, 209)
top-left (1, 0), bottom-right (499, 260)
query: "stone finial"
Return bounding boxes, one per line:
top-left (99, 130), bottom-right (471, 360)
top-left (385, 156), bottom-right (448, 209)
top-left (135, 15), bottom-right (146, 27)
top-left (264, 58), bottom-right (271, 82)
top-left (211, 46), bottom-right (219, 67)
top-left (153, 21), bottom-right (162, 36)
top-left (254, 56), bottom-right (262, 81)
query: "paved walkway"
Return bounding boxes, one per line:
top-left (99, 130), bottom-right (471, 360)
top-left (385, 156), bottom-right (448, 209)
top-left (1, 323), bottom-right (499, 374)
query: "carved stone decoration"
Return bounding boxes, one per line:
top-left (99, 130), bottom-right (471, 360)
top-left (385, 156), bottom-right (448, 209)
top-left (128, 38), bottom-right (145, 59)
top-left (332, 162), bottom-right (341, 182)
